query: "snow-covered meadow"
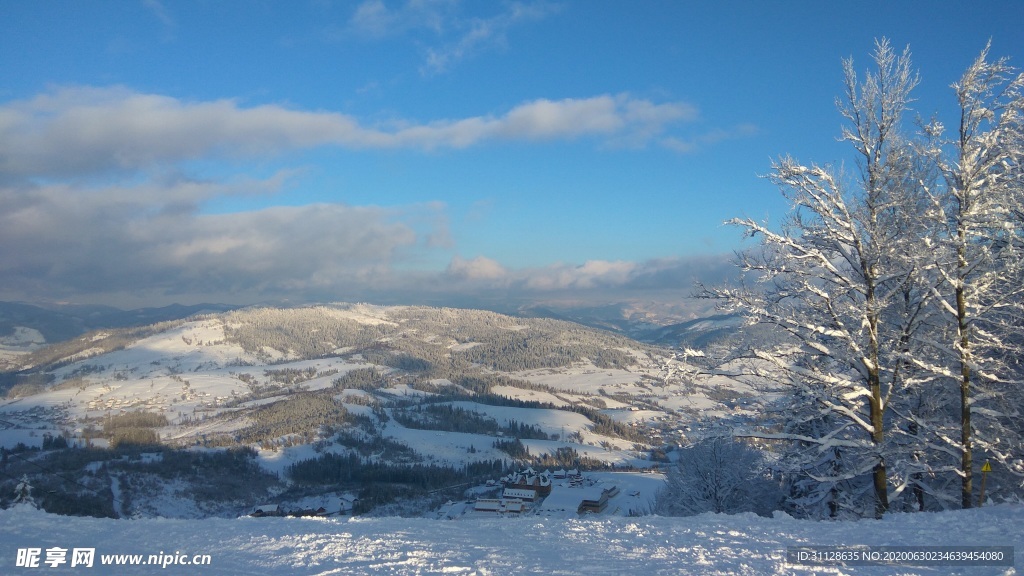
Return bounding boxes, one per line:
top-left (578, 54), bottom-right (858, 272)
top-left (1, 503), bottom-right (1020, 575)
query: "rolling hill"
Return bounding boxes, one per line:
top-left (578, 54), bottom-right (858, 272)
top-left (0, 303), bottom-right (759, 519)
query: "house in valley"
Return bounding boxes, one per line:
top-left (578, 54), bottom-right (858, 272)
top-left (502, 470), bottom-right (552, 496)
top-left (251, 504), bottom-right (281, 517)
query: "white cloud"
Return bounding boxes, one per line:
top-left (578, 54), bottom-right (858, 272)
top-left (0, 176), bottom-right (441, 303)
top-left (0, 84), bottom-right (730, 305)
top-left (342, 0), bottom-right (559, 74)
top-left (348, 0), bottom-right (455, 38)
top-left (523, 260), bottom-right (637, 290)
top-left (350, 0), bottom-right (394, 37)
top-left (0, 162), bottom-right (735, 303)
top-left (0, 87), bottom-right (361, 178)
top-left (501, 97), bottom-right (624, 138)
top-left (421, 2), bottom-right (559, 74)
top-left (0, 87), bottom-right (698, 178)
top-left (142, 0), bottom-right (176, 31)
top-left (436, 255), bottom-right (738, 295)
top-left (661, 123), bottom-right (759, 154)
top-left (446, 255), bottom-right (508, 281)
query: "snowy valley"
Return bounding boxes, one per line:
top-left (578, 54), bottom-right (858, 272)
top-left (0, 303), bottom-right (756, 520)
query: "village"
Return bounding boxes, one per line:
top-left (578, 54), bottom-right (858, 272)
top-left (249, 467), bottom-right (663, 520)
top-left (437, 467), bottom-right (661, 520)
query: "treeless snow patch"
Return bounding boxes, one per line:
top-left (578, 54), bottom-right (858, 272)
top-left (3, 502), bottom-right (1021, 574)
top-left (322, 303), bottom-right (398, 326)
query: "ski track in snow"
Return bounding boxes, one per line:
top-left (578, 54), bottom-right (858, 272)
top-left (1, 504), bottom-right (1020, 575)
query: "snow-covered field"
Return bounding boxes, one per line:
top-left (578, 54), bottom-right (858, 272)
top-left (0, 326), bottom-right (46, 367)
top-left (1, 504), bottom-right (1020, 575)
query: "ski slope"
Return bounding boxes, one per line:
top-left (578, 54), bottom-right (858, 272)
top-left (1, 503), bottom-right (1020, 575)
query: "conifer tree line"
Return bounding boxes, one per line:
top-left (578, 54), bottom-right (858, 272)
top-left (704, 39), bottom-right (1024, 518)
top-left (391, 403), bottom-right (553, 440)
top-left (1, 445), bottom-right (279, 518)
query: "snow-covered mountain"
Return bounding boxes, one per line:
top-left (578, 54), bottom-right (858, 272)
top-left (0, 301), bottom-right (237, 371)
top-left (0, 303), bottom-right (759, 519)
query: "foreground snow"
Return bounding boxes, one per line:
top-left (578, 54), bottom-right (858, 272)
top-left (1, 504), bottom-right (1020, 575)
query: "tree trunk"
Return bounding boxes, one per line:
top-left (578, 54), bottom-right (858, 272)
top-left (866, 277), bottom-right (889, 517)
top-left (956, 235), bottom-right (973, 509)
top-left (869, 370), bottom-right (889, 517)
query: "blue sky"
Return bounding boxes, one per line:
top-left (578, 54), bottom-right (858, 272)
top-left (1, 1), bottom-right (1022, 308)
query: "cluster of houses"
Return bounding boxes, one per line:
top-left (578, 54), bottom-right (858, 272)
top-left (251, 468), bottom-right (628, 519)
top-left (251, 504), bottom-right (327, 518)
top-left (472, 467), bottom-right (617, 516)
top-left (500, 467), bottom-right (558, 495)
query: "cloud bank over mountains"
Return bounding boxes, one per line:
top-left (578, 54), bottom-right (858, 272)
top-left (0, 86), bottom-right (729, 307)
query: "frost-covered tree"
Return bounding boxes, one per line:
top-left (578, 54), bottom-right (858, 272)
top-left (709, 39), bottom-right (1024, 517)
top-left (916, 43), bottom-right (1024, 508)
top-left (708, 40), bottom-right (925, 518)
top-left (655, 437), bottom-right (781, 517)
top-left (13, 475), bottom-right (37, 508)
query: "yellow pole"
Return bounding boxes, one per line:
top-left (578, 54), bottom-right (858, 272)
top-left (978, 460), bottom-right (991, 507)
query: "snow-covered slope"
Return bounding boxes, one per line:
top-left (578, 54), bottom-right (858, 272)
top-left (0, 303), bottom-right (768, 518)
top-left (1, 503), bottom-right (1019, 575)
top-left (0, 327), bottom-right (46, 368)
top-left (1, 303), bottom-right (752, 452)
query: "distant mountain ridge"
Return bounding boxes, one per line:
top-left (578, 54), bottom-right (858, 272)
top-left (0, 301), bottom-right (238, 345)
top-left (1, 298), bottom-right (746, 353)
top-left (511, 300), bottom-right (751, 349)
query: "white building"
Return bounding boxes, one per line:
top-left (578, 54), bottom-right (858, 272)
top-left (503, 487), bottom-right (537, 501)
top-left (473, 498), bottom-right (525, 514)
